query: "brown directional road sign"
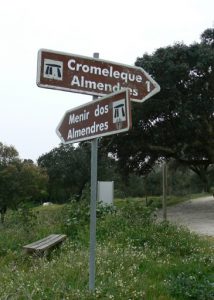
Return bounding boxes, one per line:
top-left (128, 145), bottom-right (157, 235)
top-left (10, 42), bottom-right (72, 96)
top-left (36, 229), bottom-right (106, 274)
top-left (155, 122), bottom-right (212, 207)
top-left (56, 89), bottom-right (132, 144)
top-left (37, 49), bottom-right (160, 103)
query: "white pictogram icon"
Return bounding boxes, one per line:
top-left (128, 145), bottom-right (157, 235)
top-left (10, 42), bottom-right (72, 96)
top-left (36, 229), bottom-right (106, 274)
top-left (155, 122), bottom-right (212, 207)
top-left (43, 59), bottom-right (63, 80)
top-left (113, 99), bottom-right (126, 129)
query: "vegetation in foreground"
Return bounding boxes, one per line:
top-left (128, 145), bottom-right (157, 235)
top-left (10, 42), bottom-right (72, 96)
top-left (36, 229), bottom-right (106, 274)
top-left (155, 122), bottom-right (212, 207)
top-left (0, 197), bottom-right (213, 299)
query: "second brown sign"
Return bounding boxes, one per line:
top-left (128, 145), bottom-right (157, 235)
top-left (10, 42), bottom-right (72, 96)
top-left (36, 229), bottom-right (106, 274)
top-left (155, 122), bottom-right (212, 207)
top-left (56, 89), bottom-right (132, 144)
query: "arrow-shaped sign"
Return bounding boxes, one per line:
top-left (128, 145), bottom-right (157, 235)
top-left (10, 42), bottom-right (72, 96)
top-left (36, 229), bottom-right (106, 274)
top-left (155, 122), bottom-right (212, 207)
top-left (37, 49), bottom-right (160, 103)
top-left (56, 89), bottom-right (132, 144)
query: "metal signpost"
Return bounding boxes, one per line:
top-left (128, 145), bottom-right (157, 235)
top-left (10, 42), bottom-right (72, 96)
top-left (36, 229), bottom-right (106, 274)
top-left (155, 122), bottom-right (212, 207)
top-left (37, 49), bottom-right (160, 103)
top-left (37, 48), bottom-right (160, 291)
top-left (89, 52), bottom-right (99, 292)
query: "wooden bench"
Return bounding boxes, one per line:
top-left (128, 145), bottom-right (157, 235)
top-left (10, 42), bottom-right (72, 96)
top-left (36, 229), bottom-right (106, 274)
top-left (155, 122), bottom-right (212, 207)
top-left (23, 234), bottom-right (67, 255)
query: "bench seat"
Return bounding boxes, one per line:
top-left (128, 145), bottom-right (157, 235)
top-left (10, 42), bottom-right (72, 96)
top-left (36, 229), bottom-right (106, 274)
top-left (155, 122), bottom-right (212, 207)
top-left (23, 234), bottom-right (67, 254)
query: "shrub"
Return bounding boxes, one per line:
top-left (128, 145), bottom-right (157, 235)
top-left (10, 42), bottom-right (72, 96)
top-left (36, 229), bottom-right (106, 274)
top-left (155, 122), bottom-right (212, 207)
top-left (11, 204), bottom-right (38, 233)
top-left (167, 270), bottom-right (214, 299)
top-left (61, 200), bottom-right (116, 239)
top-left (131, 221), bottom-right (200, 257)
top-left (119, 201), bottom-right (157, 227)
top-left (150, 222), bottom-right (198, 256)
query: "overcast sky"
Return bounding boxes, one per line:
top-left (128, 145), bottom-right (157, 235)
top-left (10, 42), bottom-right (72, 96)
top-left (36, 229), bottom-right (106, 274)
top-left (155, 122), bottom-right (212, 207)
top-left (0, 0), bottom-right (213, 162)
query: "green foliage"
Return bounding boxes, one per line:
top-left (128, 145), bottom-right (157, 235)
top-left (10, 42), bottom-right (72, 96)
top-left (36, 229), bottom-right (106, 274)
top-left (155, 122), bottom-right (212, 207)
top-left (0, 144), bottom-right (48, 223)
top-left (38, 143), bottom-right (91, 202)
top-left (37, 143), bottom-right (124, 203)
top-left (13, 204), bottom-right (38, 233)
top-left (0, 160), bottom-right (48, 214)
top-left (0, 196), bottom-right (213, 299)
top-left (96, 201), bottom-right (116, 219)
top-left (119, 200), bottom-right (156, 226)
top-left (62, 200), bottom-right (90, 239)
top-left (201, 28), bottom-right (214, 45)
top-left (138, 222), bottom-right (199, 256)
top-left (0, 142), bottom-right (19, 166)
top-left (168, 270), bottom-right (214, 299)
top-left (101, 28), bottom-right (214, 192)
top-left (61, 199), bottom-right (116, 240)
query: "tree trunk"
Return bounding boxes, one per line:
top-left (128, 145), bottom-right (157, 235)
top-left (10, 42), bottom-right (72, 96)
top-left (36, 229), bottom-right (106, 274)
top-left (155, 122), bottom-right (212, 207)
top-left (0, 205), bottom-right (7, 224)
top-left (0, 212), bottom-right (5, 224)
top-left (190, 165), bottom-right (210, 193)
top-left (202, 178), bottom-right (209, 193)
top-left (76, 181), bottom-right (87, 201)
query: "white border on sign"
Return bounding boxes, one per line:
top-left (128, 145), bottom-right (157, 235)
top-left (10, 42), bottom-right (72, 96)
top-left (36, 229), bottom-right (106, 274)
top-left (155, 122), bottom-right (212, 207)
top-left (56, 89), bottom-right (131, 144)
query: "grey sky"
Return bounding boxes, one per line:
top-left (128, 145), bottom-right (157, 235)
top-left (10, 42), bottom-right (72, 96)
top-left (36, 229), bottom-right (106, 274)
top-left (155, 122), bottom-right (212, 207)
top-left (0, 0), bottom-right (213, 161)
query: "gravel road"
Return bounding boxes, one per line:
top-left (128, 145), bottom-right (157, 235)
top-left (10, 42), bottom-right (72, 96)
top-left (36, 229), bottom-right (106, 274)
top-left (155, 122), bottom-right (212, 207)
top-left (158, 196), bottom-right (214, 237)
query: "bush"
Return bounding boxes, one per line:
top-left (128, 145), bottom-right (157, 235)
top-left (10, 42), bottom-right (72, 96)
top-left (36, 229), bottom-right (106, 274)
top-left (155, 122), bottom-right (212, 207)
top-left (167, 270), bottom-right (214, 299)
top-left (119, 200), bottom-right (157, 226)
top-left (132, 221), bottom-right (199, 257)
top-left (61, 200), bottom-right (116, 239)
top-left (61, 200), bottom-right (89, 239)
top-left (18, 205), bottom-right (37, 228)
top-left (149, 222), bottom-right (198, 256)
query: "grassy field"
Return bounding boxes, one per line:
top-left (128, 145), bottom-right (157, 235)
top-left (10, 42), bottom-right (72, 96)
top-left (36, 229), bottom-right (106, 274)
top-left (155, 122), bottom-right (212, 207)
top-left (0, 195), bottom-right (213, 299)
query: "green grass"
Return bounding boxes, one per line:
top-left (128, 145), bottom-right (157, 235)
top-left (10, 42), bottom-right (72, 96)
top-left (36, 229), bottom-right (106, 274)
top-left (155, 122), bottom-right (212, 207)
top-left (0, 195), bottom-right (213, 299)
top-left (115, 192), bottom-right (210, 209)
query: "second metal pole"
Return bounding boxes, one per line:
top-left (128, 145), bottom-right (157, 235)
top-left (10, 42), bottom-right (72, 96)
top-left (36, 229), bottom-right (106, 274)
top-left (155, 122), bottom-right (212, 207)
top-left (162, 162), bottom-right (167, 221)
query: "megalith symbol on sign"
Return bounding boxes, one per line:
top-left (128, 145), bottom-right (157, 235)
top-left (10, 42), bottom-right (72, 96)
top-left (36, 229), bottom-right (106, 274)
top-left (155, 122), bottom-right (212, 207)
top-left (113, 99), bottom-right (126, 124)
top-left (43, 59), bottom-right (63, 80)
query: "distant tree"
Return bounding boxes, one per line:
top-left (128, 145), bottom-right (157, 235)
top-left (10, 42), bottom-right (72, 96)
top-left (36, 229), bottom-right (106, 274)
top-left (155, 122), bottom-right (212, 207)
top-left (201, 28), bottom-right (214, 46)
top-left (17, 161), bottom-right (49, 204)
top-left (0, 161), bottom-right (48, 223)
top-left (0, 142), bottom-right (19, 166)
top-left (102, 28), bottom-right (214, 192)
top-left (0, 143), bottom-right (20, 222)
top-left (38, 143), bottom-right (91, 202)
top-left (0, 143), bottom-right (48, 223)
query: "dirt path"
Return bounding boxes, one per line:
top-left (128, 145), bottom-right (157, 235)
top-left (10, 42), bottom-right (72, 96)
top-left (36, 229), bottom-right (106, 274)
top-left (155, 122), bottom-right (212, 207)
top-left (158, 196), bottom-right (214, 237)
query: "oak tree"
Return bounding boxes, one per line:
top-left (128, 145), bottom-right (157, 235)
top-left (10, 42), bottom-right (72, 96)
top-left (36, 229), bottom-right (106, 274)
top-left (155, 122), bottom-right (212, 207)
top-left (102, 28), bottom-right (214, 191)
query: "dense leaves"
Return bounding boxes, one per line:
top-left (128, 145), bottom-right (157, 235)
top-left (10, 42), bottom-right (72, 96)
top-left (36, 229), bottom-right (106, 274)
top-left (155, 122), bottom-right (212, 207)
top-left (0, 143), bottom-right (48, 222)
top-left (38, 143), bottom-right (91, 202)
top-left (102, 28), bottom-right (214, 190)
top-left (0, 142), bottom-right (19, 166)
top-left (37, 142), bottom-right (126, 202)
